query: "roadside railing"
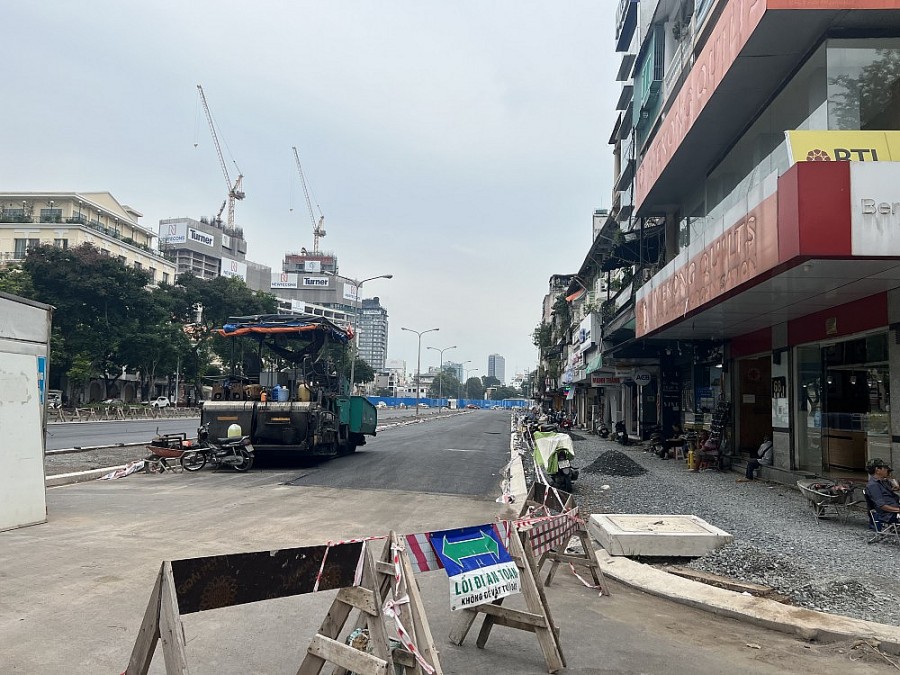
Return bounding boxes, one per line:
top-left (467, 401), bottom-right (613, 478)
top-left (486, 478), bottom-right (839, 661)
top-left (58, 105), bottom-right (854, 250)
top-left (49, 405), bottom-right (201, 423)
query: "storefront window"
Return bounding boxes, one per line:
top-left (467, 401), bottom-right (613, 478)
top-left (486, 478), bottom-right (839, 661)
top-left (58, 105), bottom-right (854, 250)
top-left (828, 39), bottom-right (900, 130)
top-left (795, 334), bottom-right (891, 474)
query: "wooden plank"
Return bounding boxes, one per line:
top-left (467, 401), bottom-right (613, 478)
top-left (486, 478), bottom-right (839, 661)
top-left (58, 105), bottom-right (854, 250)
top-left (375, 560), bottom-right (395, 576)
top-left (159, 562), bottom-right (190, 675)
top-left (336, 586), bottom-right (378, 615)
top-left (359, 543), bottom-right (392, 664)
top-left (514, 531), bottom-right (564, 672)
top-left (475, 602), bottom-right (545, 628)
top-left (447, 608), bottom-right (479, 646)
top-left (475, 598), bottom-right (500, 649)
top-left (306, 635), bottom-right (390, 675)
top-left (124, 565), bottom-right (162, 675)
top-left (395, 531), bottom-right (443, 675)
top-left (664, 565), bottom-right (775, 595)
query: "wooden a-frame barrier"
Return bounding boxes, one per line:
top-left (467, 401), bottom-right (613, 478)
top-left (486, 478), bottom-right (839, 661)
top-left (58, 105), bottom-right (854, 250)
top-left (124, 532), bottom-right (441, 675)
top-left (520, 483), bottom-right (610, 596)
top-left (447, 527), bottom-right (565, 673)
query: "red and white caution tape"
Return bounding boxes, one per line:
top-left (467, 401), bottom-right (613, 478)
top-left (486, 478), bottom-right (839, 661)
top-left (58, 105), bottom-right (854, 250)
top-left (312, 535), bottom-right (386, 593)
top-left (383, 594), bottom-right (435, 674)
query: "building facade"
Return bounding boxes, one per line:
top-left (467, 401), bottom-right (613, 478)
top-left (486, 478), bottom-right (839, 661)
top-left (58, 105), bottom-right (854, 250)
top-left (541, 0), bottom-right (900, 482)
top-left (158, 216), bottom-right (271, 292)
top-left (0, 192), bottom-right (175, 283)
top-left (357, 297), bottom-right (389, 370)
top-left (488, 354), bottom-right (506, 384)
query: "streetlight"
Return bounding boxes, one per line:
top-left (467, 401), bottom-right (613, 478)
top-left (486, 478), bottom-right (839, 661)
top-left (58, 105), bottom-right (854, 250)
top-left (426, 345), bottom-right (456, 404)
top-left (329, 273), bottom-right (393, 395)
top-left (401, 326), bottom-right (439, 416)
top-left (457, 360), bottom-right (472, 400)
top-left (463, 367), bottom-right (480, 401)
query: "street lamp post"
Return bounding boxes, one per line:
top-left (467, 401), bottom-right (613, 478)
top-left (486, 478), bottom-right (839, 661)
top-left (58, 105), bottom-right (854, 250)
top-left (463, 367), bottom-right (480, 401)
top-left (426, 345), bottom-right (456, 405)
top-left (333, 273), bottom-right (392, 395)
top-left (401, 326), bottom-right (439, 416)
top-left (457, 360), bottom-right (472, 400)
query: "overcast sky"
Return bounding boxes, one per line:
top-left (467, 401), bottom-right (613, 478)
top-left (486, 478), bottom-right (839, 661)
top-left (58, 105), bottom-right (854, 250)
top-left (3, 1), bottom-right (617, 380)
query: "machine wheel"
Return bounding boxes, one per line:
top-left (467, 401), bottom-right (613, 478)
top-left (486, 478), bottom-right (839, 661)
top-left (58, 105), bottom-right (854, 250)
top-left (144, 459), bottom-right (162, 474)
top-left (562, 473), bottom-right (573, 493)
top-left (180, 451), bottom-right (207, 472)
top-left (232, 448), bottom-right (254, 472)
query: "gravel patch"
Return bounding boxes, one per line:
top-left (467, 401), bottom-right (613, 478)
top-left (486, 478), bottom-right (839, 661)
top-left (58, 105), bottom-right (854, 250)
top-left (527, 430), bottom-right (900, 626)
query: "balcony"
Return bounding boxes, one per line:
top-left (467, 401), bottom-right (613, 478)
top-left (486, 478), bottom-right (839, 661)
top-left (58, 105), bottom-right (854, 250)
top-left (616, 82), bottom-right (634, 111)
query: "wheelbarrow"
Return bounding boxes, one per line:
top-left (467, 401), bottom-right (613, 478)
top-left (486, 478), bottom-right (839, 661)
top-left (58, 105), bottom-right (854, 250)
top-left (796, 479), bottom-right (858, 523)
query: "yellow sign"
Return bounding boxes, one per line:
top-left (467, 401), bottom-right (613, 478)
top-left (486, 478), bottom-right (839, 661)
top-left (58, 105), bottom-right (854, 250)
top-left (785, 130), bottom-right (900, 164)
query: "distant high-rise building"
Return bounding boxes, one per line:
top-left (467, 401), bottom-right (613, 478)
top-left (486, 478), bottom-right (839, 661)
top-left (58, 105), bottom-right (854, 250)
top-left (356, 297), bottom-right (389, 371)
top-left (488, 354), bottom-right (505, 384)
top-left (445, 361), bottom-right (464, 382)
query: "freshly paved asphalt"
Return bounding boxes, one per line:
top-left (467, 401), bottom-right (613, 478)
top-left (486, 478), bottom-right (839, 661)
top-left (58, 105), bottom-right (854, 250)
top-left (5, 413), bottom-right (900, 673)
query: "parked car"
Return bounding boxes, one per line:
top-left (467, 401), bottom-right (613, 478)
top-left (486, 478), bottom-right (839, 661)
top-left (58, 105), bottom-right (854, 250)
top-left (150, 396), bottom-right (171, 408)
top-left (376, 401), bottom-right (388, 409)
top-left (417, 403), bottom-right (430, 408)
top-left (465, 404), bottom-right (478, 409)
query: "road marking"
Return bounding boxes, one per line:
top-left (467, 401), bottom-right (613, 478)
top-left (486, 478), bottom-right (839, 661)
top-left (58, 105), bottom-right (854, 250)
top-left (445, 448), bottom-right (480, 453)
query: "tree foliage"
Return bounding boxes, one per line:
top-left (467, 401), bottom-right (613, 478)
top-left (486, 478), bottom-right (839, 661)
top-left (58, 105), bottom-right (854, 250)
top-left (464, 377), bottom-right (484, 400)
top-left (427, 371), bottom-right (460, 398)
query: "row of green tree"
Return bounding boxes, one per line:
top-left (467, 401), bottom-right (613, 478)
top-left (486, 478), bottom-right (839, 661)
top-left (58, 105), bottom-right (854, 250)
top-left (377, 371), bottom-right (522, 401)
top-left (0, 244), bottom-right (372, 402)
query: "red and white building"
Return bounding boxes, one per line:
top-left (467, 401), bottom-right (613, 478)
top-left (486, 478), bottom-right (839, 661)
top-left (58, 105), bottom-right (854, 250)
top-left (561, 0), bottom-right (900, 479)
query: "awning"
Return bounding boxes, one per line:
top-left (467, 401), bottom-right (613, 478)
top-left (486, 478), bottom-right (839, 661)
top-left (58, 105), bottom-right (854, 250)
top-left (584, 354), bottom-right (604, 375)
top-left (565, 287), bottom-right (586, 303)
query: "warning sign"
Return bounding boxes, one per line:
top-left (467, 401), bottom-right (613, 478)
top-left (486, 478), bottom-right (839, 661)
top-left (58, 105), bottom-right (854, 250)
top-left (431, 524), bottom-right (520, 611)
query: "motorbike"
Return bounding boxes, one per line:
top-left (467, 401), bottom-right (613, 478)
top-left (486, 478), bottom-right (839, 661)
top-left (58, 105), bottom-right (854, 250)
top-left (551, 447), bottom-right (579, 493)
top-left (558, 413), bottom-right (574, 431)
top-left (614, 420), bottom-right (629, 446)
top-left (179, 422), bottom-right (255, 472)
top-left (648, 425), bottom-right (665, 456)
top-left (597, 421), bottom-right (610, 439)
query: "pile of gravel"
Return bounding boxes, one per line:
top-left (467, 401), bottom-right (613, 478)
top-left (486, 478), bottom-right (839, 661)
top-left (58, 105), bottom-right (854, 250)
top-left (531, 431), bottom-right (900, 626)
top-left (582, 449), bottom-right (647, 477)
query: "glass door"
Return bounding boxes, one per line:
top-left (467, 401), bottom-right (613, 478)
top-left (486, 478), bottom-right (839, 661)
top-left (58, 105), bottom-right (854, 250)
top-left (794, 345), bottom-right (822, 473)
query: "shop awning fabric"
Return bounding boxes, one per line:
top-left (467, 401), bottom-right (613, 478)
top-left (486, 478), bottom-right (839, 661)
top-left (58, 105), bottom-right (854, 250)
top-left (584, 355), bottom-right (604, 374)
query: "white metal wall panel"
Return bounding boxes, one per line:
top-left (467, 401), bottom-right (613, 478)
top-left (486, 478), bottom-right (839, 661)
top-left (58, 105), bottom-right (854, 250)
top-left (0, 351), bottom-right (47, 531)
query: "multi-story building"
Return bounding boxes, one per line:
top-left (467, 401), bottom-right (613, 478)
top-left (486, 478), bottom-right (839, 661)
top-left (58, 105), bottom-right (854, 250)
top-left (488, 354), bottom-right (506, 385)
top-left (357, 297), bottom-right (389, 370)
top-left (158, 216), bottom-right (271, 292)
top-left (552, 0), bottom-right (900, 480)
top-left (0, 192), bottom-right (175, 284)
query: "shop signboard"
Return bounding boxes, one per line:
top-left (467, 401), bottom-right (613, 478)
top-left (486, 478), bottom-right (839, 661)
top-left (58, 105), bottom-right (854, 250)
top-left (850, 162), bottom-right (900, 256)
top-left (632, 369), bottom-right (652, 386)
top-left (591, 374), bottom-right (622, 387)
top-left (220, 258), bottom-right (247, 282)
top-left (271, 272), bottom-right (299, 289)
top-left (158, 221), bottom-right (187, 244)
top-left (431, 524), bottom-right (520, 611)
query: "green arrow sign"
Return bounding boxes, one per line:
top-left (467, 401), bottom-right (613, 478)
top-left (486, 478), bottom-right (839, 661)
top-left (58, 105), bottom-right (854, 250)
top-left (441, 531), bottom-right (499, 566)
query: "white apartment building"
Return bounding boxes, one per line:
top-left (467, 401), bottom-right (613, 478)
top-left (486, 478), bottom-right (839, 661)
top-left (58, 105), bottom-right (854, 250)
top-left (0, 192), bottom-right (175, 284)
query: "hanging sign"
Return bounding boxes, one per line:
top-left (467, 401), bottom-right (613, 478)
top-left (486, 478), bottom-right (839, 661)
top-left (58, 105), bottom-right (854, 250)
top-left (431, 524), bottom-right (520, 611)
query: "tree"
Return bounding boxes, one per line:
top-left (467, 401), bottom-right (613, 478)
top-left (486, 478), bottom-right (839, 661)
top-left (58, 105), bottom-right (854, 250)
top-left (352, 357), bottom-right (374, 385)
top-left (428, 371), bottom-right (460, 398)
top-left (490, 386), bottom-right (520, 401)
top-left (23, 243), bottom-right (155, 395)
top-left (0, 263), bottom-right (35, 297)
top-left (481, 375), bottom-right (501, 388)
top-left (464, 377), bottom-right (484, 400)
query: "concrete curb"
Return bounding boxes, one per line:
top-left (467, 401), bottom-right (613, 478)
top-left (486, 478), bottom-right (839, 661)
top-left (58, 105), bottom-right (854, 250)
top-left (46, 466), bottom-right (127, 487)
top-left (593, 548), bottom-right (900, 654)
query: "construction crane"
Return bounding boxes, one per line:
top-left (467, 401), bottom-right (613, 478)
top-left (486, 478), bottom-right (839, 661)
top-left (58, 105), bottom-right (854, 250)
top-left (292, 146), bottom-right (326, 253)
top-left (196, 84), bottom-right (245, 230)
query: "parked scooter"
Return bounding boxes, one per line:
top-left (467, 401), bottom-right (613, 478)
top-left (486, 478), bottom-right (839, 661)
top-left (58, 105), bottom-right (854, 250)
top-left (614, 420), bottom-right (630, 445)
top-left (597, 421), bottom-right (610, 439)
top-left (551, 447), bottom-right (579, 493)
top-left (180, 422), bottom-right (255, 472)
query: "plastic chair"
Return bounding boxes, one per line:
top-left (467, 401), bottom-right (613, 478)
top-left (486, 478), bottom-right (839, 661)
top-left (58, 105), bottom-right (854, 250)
top-left (863, 487), bottom-right (900, 545)
top-left (673, 442), bottom-right (686, 462)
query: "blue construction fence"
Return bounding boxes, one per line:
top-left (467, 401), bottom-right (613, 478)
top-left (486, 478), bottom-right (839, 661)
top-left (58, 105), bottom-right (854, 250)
top-left (365, 397), bottom-right (530, 410)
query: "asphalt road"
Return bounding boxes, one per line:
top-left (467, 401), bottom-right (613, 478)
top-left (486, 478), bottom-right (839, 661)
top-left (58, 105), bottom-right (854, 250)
top-left (43, 407), bottom-right (453, 451)
top-left (8, 412), bottom-right (896, 673)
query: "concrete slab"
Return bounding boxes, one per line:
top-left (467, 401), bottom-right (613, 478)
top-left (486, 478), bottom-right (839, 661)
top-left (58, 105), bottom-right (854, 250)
top-left (589, 513), bottom-right (733, 557)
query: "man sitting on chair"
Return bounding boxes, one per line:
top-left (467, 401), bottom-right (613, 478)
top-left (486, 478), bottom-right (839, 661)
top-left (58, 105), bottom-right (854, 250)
top-left (866, 458), bottom-right (900, 527)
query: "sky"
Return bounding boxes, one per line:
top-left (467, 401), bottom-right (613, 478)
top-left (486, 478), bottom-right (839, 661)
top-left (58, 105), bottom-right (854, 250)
top-left (2, 1), bottom-right (618, 381)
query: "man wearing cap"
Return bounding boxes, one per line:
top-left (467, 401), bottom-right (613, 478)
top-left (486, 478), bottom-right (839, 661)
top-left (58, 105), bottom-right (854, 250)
top-left (866, 458), bottom-right (900, 527)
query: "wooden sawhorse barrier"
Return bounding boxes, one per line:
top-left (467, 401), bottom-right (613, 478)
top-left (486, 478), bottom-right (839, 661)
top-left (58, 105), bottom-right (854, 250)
top-left (520, 483), bottom-right (610, 596)
top-left (447, 528), bottom-right (565, 673)
top-left (124, 534), bottom-right (441, 675)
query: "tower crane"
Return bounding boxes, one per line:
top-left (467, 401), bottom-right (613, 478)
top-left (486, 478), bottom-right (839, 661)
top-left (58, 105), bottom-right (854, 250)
top-left (196, 84), bottom-right (245, 230)
top-left (292, 146), bottom-right (326, 253)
